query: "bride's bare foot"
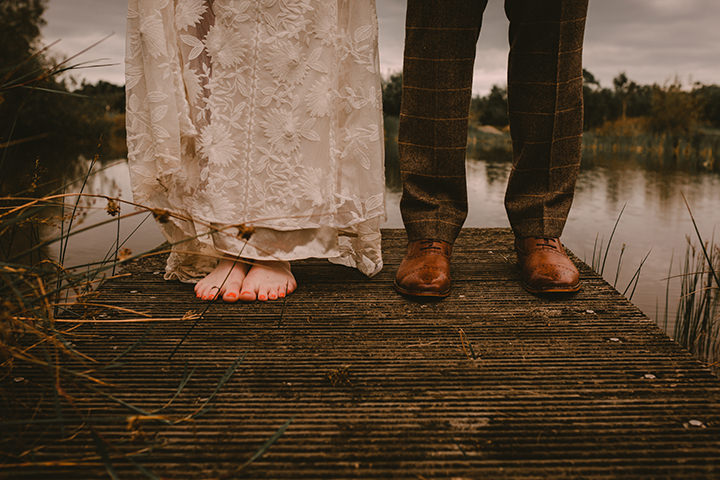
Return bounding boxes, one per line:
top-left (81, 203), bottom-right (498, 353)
top-left (194, 259), bottom-right (249, 302)
top-left (239, 260), bottom-right (296, 302)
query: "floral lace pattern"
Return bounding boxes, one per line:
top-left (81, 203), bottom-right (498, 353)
top-left (126, 0), bottom-right (385, 278)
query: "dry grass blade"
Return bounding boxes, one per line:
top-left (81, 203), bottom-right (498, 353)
top-left (226, 417), bottom-right (295, 477)
top-left (3, 34), bottom-right (114, 91)
top-left (154, 363), bottom-right (196, 413)
top-left (681, 192), bottom-right (720, 289)
top-left (125, 454), bottom-right (161, 480)
top-left (0, 134), bottom-right (50, 149)
top-left (98, 325), bottom-right (153, 371)
top-left (52, 302), bottom-right (151, 318)
top-left (623, 249), bottom-right (652, 301)
top-left (7, 347), bottom-right (111, 386)
top-left (0, 443), bottom-right (163, 468)
top-left (0, 39), bottom-right (61, 86)
top-left (457, 328), bottom-right (477, 360)
top-left (82, 382), bottom-right (171, 425)
top-left (600, 203), bottom-right (626, 276)
top-left (88, 427), bottom-right (120, 480)
top-left (54, 316), bottom-right (199, 324)
top-left (179, 354), bottom-right (246, 422)
top-left (3, 316), bottom-right (98, 364)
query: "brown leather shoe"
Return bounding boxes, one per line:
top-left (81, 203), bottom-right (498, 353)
top-left (394, 239), bottom-right (452, 298)
top-left (515, 236), bottom-right (581, 294)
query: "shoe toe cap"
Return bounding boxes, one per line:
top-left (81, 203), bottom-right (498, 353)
top-left (524, 263), bottom-right (580, 291)
top-left (398, 266), bottom-right (449, 292)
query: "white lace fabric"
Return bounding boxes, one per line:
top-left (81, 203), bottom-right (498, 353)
top-left (126, 0), bottom-right (385, 280)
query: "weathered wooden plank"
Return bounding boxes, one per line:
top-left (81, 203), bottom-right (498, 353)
top-left (2, 229), bottom-right (719, 479)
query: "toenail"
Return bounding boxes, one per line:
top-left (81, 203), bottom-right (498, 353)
top-left (226, 293), bottom-right (236, 298)
top-left (259, 295), bottom-right (267, 300)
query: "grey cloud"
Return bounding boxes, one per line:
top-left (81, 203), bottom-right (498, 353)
top-left (43, 0), bottom-right (720, 93)
top-left (42, 0), bottom-right (127, 85)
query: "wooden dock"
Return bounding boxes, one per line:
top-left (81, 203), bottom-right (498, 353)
top-left (2, 228), bottom-right (720, 479)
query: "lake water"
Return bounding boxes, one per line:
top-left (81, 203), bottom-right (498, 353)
top-left (48, 153), bottom-right (720, 334)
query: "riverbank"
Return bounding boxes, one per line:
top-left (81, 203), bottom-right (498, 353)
top-left (383, 115), bottom-right (720, 181)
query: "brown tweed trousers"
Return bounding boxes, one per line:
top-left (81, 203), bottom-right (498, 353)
top-left (399, 0), bottom-right (589, 243)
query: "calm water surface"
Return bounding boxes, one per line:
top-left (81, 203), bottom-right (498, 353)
top-left (52, 155), bottom-right (720, 333)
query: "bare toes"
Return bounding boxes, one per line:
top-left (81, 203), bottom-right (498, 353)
top-left (257, 287), bottom-right (269, 302)
top-left (203, 286), bottom-right (219, 301)
top-left (222, 282), bottom-right (242, 302)
top-left (239, 286), bottom-right (257, 302)
top-left (223, 292), bottom-right (238, 302)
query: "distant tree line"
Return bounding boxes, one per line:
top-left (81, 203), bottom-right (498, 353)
top-left (0, 0), bottom-right (127, 194)
top-left (580, 70), bottom-right (720, 135)
top-left (0, 0), bottom-right (123, 155)
top-left (382, 70), bottom-right (720, 135)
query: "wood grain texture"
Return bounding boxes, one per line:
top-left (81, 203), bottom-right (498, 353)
top-left (2, 229), bottom-right (719, 479)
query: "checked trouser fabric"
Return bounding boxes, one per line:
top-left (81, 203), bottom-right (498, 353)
top-left (399, 0), bottom-right (589, 243)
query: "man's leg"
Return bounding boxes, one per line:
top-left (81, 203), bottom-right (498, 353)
top-left (395, 0), bottom-right (487, 297)
top-left (503, 0), bottom-right (589, 293)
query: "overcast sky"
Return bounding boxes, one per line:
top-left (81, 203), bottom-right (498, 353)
top-left (42, 0), bottom-right (720, 94)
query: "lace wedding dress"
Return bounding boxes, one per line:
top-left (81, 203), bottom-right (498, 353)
top-left (125, 0), bottom-right (385, 280)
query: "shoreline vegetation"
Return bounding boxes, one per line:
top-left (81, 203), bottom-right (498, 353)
top-left (380, 70), bottom-right (720, 177)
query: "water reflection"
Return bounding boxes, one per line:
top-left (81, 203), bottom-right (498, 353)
top-left (0, 150), bottom-right (163, 279)
top-left (40, 159), bottom-right (163, 270)
top-left (567, 155), bottom-right (720, 329)
top-left (0, 148), bottom-right (98, 265)
top-left (7, 145), bottom-right (719, 332)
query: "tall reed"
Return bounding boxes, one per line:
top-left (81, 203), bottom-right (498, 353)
top-left (672, 197), bottom-right (720, 374)
top-left (588, 205), bottom-right (651, 302)
top-left (674, 240), bottom-right (719, 372)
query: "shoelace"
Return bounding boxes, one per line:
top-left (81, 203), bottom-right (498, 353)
top-left (418, 240), bottom-right (445, 253)
top-left (533, 237), bottom-right (560, 250)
